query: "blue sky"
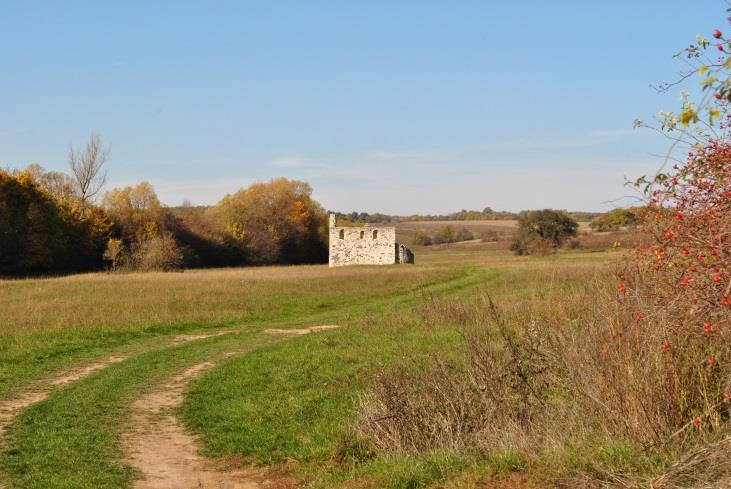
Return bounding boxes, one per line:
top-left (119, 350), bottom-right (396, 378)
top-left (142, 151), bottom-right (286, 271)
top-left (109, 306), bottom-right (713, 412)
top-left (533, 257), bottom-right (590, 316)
top-left (0, 1), bottom-right (723, 213)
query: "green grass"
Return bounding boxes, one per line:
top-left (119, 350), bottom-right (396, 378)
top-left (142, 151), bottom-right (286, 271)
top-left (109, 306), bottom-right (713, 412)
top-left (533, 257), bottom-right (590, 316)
top-left (0, 331), bottom-right (277, 489)
top-left (0, 263), bottom-right (460, 401)
top-left (180, 251), bottom-right (617, 487)
top-left (0, 249), bottom-right (618, 488)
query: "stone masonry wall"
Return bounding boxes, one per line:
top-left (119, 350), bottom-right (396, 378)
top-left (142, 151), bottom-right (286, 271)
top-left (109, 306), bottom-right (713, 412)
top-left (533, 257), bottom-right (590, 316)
top-left (329, 225), bottom-right (397, 267)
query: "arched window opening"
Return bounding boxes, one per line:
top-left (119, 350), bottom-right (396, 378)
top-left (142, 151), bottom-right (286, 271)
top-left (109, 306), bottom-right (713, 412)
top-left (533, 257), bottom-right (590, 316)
top-left (339, 229), bottom-right (344, 239)
top-left (360, 230), bottom-right (364, 239)
top-left (372, 230), bottom-right (378, 239)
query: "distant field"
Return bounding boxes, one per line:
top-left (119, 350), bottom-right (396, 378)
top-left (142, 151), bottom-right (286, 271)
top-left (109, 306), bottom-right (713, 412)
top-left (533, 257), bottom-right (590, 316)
top-left (395, 219), bottom-right (592, 245)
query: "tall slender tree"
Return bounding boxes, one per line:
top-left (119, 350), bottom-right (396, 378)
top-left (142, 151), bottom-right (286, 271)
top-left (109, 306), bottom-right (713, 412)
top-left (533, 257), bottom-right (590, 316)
top-left (69, 132), bottom-right (109, 211)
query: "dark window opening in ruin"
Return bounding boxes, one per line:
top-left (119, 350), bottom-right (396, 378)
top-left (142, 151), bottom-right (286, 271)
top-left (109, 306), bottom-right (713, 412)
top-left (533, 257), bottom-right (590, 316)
top-left (360, 230), bottom-right (364, 239)
top-left (339, 229), bottom-right (344, 239)
top-left (372, 230), bottom-right (378, 239)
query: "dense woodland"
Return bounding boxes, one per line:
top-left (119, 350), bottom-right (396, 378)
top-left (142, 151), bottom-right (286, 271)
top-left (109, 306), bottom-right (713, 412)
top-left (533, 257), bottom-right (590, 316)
top-left (0, 138), bottom-right (329, 276)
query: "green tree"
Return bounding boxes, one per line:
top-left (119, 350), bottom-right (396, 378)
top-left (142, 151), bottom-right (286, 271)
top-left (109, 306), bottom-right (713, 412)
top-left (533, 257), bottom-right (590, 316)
top-left (589, 208), bottom-right (640, 232)
top-left (510, 209), bottom-right (578, 255)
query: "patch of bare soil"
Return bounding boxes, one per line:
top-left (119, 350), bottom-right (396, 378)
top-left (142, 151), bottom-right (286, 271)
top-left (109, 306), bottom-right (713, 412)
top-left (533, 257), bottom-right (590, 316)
top-left (0, 355), bottom-right (127, 437)
top-left (49, 355), bottom-right (127, 386)
top-left (263, 324), bottom-right (340, 335)
top-left (124, 360), bottom-right (286, 489)
top-left (172, 330), bottom-right (231, 344)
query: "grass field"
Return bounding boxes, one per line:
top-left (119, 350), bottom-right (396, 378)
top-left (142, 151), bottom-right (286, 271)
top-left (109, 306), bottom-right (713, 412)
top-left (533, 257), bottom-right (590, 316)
top-left (394, 220), bottom-right (593, 245)
top-left (0, 248), bottom-right (620, 488)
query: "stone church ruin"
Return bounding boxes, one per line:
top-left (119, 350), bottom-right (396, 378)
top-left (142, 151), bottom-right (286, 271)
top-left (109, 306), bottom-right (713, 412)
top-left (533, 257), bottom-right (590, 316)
top-left (328, 214), bottom-right (414, 267)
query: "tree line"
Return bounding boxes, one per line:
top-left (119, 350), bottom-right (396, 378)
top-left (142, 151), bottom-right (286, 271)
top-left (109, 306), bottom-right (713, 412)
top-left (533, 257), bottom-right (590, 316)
top-left (1, 135), bottom-right (328, 276)
top-left (412, 225), bottom-right (476, 246)
top-left (335, 207), bottom-right (601, 224)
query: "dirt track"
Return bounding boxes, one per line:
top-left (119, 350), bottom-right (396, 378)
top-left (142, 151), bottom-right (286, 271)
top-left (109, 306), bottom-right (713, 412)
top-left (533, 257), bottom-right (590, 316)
top-left (122, 326), bottom-right (340, 488)
top-left (263, 324), bottom-right (340, 335)
top-left (123, 361), bottom-right (270, 489)
top-left (0, 355), bottom-right (127, 437)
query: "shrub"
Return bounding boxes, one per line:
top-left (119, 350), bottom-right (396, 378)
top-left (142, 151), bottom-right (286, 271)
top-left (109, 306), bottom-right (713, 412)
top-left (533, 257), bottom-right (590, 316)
top-left (412, 230), bottom-right (433, 246)
top-left (618, 140), bottom-right (731, 439)
top-left (102, 238), bottom-right (127, 271)
top-left (435, 225), bottom-right (456, 244)
top-left (357, 295), bottom-right (551, 454)
top-left (508, 231), bottom-right (532, 256)
top-left (455, 227), bottom-right (475, 242)
top-left (133, 232), bottom-right (183, 271)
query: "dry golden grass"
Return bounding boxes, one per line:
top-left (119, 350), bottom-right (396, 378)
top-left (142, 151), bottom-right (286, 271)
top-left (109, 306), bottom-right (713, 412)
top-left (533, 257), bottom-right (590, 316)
top-left (395, 220), bottom-right (593, 245)
top-left (0, 263), bottom-right (452, 334)
top-left (398, 219), bottom-right (592, 231)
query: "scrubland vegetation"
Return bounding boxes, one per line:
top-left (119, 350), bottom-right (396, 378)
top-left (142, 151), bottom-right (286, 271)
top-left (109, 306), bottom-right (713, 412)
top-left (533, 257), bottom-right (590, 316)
top-left (1, 10), bottom-right (730, 489)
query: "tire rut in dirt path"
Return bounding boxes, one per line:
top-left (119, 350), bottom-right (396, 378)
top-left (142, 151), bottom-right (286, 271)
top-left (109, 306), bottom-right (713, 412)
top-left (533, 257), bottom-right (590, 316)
top-left (0, 355), bottom-right (127, 438)
top-left (0, 330), bottom-right (231, 441)
top-left (123, 360), bottom-right (273, 489)
top-left (263, 324), bottom-right (340, 335)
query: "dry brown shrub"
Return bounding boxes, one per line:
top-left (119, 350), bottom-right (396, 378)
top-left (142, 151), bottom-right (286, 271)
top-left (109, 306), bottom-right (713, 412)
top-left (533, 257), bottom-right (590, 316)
top-left (133, 232), bottom-right (184, 271)
top-left (356, 295), bottom-right (554, 455)
top-left (559, 277), bottom-right (731, 452)
top-left (357, 264), bottom-right (731, 487)
top-left (650, 436), bottom-right (731, 489)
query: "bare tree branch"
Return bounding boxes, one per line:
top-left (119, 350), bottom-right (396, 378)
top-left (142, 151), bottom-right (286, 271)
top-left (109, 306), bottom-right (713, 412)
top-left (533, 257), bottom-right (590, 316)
top-left (69, 132), bottom-right (109, 211)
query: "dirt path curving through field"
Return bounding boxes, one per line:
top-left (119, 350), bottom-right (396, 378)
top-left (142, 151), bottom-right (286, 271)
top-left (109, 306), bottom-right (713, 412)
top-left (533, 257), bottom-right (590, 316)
top-left (123, 326), bottom-right (341, 488)
top-left (0, 330), bottom-right (242, 489)
top-left (123, 360), bottom-right (272, 489)
top-left (0, 355), bottom-right (128, 438)
top-left (0, 331), bottom-right (230, 441)
top-left (0, 355), bottom-right (134, 488)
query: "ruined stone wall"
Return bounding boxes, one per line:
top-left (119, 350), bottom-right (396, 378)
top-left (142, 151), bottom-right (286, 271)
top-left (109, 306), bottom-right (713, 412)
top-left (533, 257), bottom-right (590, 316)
top-left (398, 244), bottom-right (415, 264)
top-left (329, 225), bottom-right (397, 267)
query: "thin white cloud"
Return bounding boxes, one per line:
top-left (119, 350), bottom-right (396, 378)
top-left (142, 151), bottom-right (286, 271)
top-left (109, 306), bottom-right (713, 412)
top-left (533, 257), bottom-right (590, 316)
top-left (271, 155), bottom-right (315, 168)
top-left (104, 128), bottom-right (660, 212)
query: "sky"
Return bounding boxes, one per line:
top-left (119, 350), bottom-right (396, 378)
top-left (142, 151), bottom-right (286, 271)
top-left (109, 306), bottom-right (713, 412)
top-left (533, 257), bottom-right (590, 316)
top-left (0, 1), bottom-right (724, 214)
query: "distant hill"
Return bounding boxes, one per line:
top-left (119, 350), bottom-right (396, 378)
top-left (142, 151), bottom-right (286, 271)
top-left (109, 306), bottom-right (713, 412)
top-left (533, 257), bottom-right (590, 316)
top-left (333, 208), bottom-right (601, 225)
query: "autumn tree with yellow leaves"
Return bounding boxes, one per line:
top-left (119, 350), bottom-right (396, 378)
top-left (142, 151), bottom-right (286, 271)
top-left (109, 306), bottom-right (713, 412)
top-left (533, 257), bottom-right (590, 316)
top-left (209, 178), bottom-right (328, 264)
